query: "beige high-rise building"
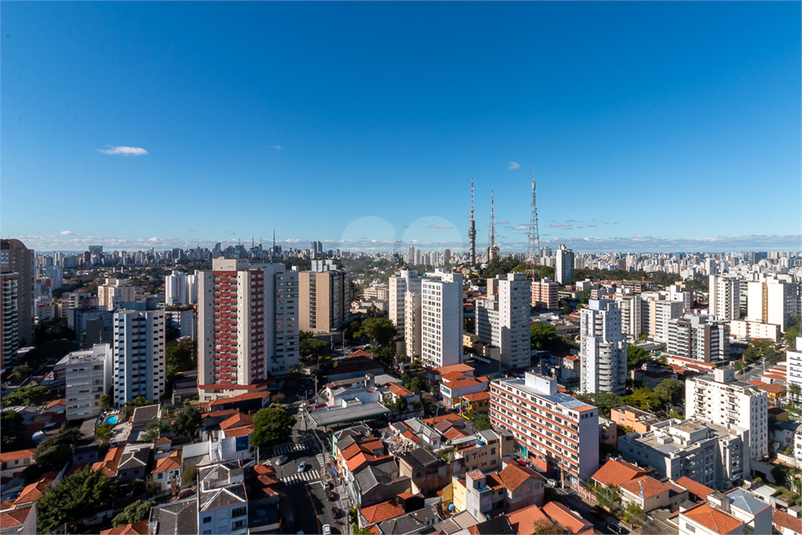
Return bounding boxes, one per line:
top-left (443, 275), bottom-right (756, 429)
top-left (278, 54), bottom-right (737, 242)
top-left (97, 278), bottom-right (136, 311)
top-left (298, 266), bottom-right (352, 333)
top-left (1, 239), bottom-right (34, 364)
top-left (709, 275), bottom-right (741, 321)
top-left (404, 292), bottom-right (422, 359)
top-left (389, 269), bottom-right (422, 335)
top-left (747, 278), bottom-right (798, 332)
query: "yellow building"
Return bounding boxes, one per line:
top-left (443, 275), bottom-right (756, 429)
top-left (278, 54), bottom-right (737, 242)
top-left (459, 391), bottom-right (490, 419)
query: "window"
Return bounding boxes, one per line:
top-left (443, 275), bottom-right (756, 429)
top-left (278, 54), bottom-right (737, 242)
top-left (203, 517), bottom-right (212, 524)
top-left (232, 507), bottom-right (246, 518)
top-left (685, 524), bottom-right (695, 533)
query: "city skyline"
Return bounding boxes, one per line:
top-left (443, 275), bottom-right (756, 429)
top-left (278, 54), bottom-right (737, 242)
top-left (2, 2), bottom-right (800, 253)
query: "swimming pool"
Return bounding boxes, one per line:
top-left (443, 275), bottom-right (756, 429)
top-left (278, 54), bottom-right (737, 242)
top-left (104, 416), bottom-right (118, 425)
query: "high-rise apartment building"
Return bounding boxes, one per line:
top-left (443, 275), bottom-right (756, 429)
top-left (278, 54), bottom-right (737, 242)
top-left (420, 270), bottom-right (463, 368)
top-left (555, 244), bottom-right (574, 285)
top-left (785, 337), bottom-right (802, 403)
top-left (65, 344), bottom-right (113, 421)
top-left (475, 273), bottom-right (530, 369)
top-left (389, 269), bottom-right (422, 335)
top-left (97, 278), bottom-right (136, 311)
top-left (613, 293), bottom-right (645, 340)
top-left (747, 278), bottom-right (798, 332)
top-left (653, 300), bottom-right (684, 343)
top-left (531, 278), bottom-right (558, 310)
top-left (686, 368), bottom-right (768, 461)
top-left (667, 314), bottom-right (728, 363)
top-left (709, 275), bottom-right (741, 321)
top-left (165, 270), bottom-right (189, 306)
top-left (1, 239), bottom-right (34, 364)
top-left (489, 372), bottom-right (599, 484)
top-left (197, 259), bottom-right (299, 402)
top-left (580, 299), bottom-right (627, 395)
top-left (113, 303), bottom-right (165, 406)
top-left (298, 264), bottom-right (352, 333)
top-left (404, 292), bottom-right (422, 359)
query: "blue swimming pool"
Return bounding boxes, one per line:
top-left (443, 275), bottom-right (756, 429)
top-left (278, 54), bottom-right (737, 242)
top-left (104, 416), bottom-right (118, 425)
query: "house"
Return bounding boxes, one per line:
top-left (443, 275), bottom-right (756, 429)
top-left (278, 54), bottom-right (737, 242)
top-left (200, 391), bottom-right (271, 414)
top-left (197, 460), bottom-right (248, 535)
top-left (246, 464), bottom-right (282, 505)
top-left (505, 503), bottom-right (552, 535)
top-left (385, 382), bottom-right (420, 406)
top-left (153, 437), bottom-right (173, 459)
top-left (0, 450), bottom-right (35, 480)
top-left (148, 497), bottom-right (197, 535)
top-left (130, 405), bottom-right (161, 435)
top-left (117, 444), bottom-right (152, 482)
top-left (397, 447), bottom-right (448, 496)
top-left (674, 476), bottom-right (715, 503)
top-left (99, 520), bottom-right (148, 535)
top-left (427, 364), bottom-right (475, 386)
top-left (619, 476), bottom-right (673, 513)
top-left (541, 501), bottom-right (595, 534)
top-left (0, 503), bottom-right (36, 535)
top-left (591, 458), bottom-right (648, 489)
top-left (372, 504), bottom-right (441, 535)
top-left (93, 446), bottom-right (125, 477)
top-left (352, 459), bottom-right (411, 508)
top-left (467, 515), bottom-right (514, 535)
top-left (330, 424), bottom-right (374, 459)
top-left (151, 450), bottom-right (182, 495)
top-left (722, 488), bottom-right (772, 535)
top-left (440, 372), bottom-right (488, 408)
top-left (460, 465), bottom-right (544, 519)
top-left (357, 499), bottom-right (404, 529)
top-left (459, 391), bottom-right (490, 419)
top-left (678, 501), bottom-right (744, 535)
top-left (11, 473), bottom-right (58, 507)
top-left (774, 508), bottom-right (802, 535)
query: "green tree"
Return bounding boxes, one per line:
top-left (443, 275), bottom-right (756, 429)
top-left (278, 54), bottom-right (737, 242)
top-left (622, 501), bottom-right (645, 525)
top-left (165, 340), bottom-right (196, 377)
top-left (595, 482), bottom-right (620, 512)
top-left (143, 420), bottom-right (172, 442)
top-left (250, 408), bottom-right (296, 448)
top-left (623, 388), bottom-right (661, 412)
top-left (299, 330), bottom-right (314, 341)
top-left (373, 346), bottom-right (396, 367)
top-left (2, 385), bottom-right (58, 406)
top-left (12, 364), bottom-right (33, 379)
top-left (95, 423), bottom-right (115, 445)
top-left (112, 500), bottom-right (153, 527)
top-left (626, 346), bottom-right (651, 369)
top-left (575, 391), bottom-right (623, 418)
top-left (734, 360), bottom-right (745, 374)
top-left (31, 426), bottom-right (83, 477)
top-left (534, 519), bottom-right (564, 534)
top-left (402, 374), bottom-right (422, 393)
top-left (471, 413), bottom-right (491, 431)
top-left (300, 337), bottom-right (329, 356)
top-left (1, 411), bottom-right (35, 451)
top-left (743, 338), bottom-right (779, 364)
top-left (37, 466), bottom-right (119, 533)
top-left (654, 378), bottom-right (684, 407)
top-left (530, 322), bottom-right (558, 350)
top-left (183, 465), bottom-right (197, 486)
top-left (785, 316), bottom-right (801, 350)
top-left (359, 317), bottom-right (397, 348)
top-left (171, 408), bottom-right (201, 442)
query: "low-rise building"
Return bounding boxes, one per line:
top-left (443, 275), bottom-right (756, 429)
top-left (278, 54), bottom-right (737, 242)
top-left (65, 344), bottom-right (113, 422)
top-left (610, 405), bottom-right (660, 433)
top-left (151, 450), bottom-right (182, 495)
top-left (197, 460), bottom-right (248, 535)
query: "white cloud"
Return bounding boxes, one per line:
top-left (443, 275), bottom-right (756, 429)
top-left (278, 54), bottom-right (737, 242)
top-left (507, 161), bottom-right (520, 170)
top-left (60, 230), bottom-right (74, 235)
top-left (550, 222), bottom-right (573, 228)
top-left (269, 145), bottom-right (282, 150)
top-left (98, 145), bottom-right (148, 156)
top-left (512, 225), bottom-right (529, 231)
top-left (497, 220), bottom-right (510, 225)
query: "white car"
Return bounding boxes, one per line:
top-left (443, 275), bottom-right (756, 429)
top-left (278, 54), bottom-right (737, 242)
top-left (275, 455), bottom-right (289, 466)
top-left (298, 461), bottom-right (307, 473)
top-left (322, 525), bottom-right (331, 535)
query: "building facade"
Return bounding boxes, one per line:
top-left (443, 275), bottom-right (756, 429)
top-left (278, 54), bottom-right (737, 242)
top-left (97, 278), bottom-right (136, 311)
top-left (197, 259), bottom-right (299, 402)
top-left (580, 299), bottom-right (627, 395)
top-left (1, 239), bottom-right (34, 364)
top-left (667, 314), bottom-right (729, 363)
top-left (709, 275), bottom-right (741, 321)
top-left (298, 265), bottom-right (352, 333)
top-left (113, 304), bottom-right (166, 406)
top-left (420, 271), bottom-right (463, 368)
top-left (389, 270), bottom-right (422, 336)
top-left (66, 344), bottom-right (113, 421)
top-left (475, 273), bottom-right (530, 370)
top-left (555, 244), bottom-right (574, 285)
top-left (531, 278), bottom-right (558, 310)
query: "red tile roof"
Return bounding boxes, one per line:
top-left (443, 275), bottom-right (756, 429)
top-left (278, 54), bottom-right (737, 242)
top-left (0, 449), bottom-right (36, 463)
top-left (201, 391), bottom-right (271, 410)
top-left (620, 476), bottom-right (670, 500)
top-left (774, 508), bottom-right (802, 534)
top-left (223, 425), bottom-right (255, 438)
top-left (506, 504), bottom-right (551, 535)
top-left (45, 398), bottom-right (66, 410)
top-left (0, 505), bottom-right (32, 529)
top-left (542, 501), bottom-right (594, 534)
top-left (100, 520), bottom-right (149, 535)
top-left (152, 450), bottom-right (182, 474)
top-left (592, 459), bottom-right (647, 487)
top-left (681, 502), bottom-right (743, 534)
top-left (675, 476), bottom-right (714, 500)
top-left (219, 412), bottom-right (253, 430)
top-left (461, 391), bottom-right (490, 402)
top-left (359, 500), bottom-right (404, 525)
top-left (496, 463), bottom-right (544, 491)
top-left (93, 446), bottom-right (124, 477)
top-left (387, 382), bottom-right (414, 397)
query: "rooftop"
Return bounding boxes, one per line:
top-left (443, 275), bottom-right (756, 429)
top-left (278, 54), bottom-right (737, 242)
top-left (308, 401), bottom-right (390, 427)
top-left (681, 501), bottom-right (743, 534)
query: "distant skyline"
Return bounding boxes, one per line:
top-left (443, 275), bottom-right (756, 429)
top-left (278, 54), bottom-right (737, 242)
top-left (2, 2), bottom-right (800, 253)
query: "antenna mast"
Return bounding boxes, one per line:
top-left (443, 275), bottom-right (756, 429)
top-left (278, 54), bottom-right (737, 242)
top-left (527, 164), bottom-right (541, 278)
top-left (469, 178), bottom-right (476, 265)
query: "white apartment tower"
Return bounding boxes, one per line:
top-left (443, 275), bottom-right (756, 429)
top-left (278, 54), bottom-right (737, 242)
top-left (475, 273), bottom-right (531, 369)
top-left (786, 337), bottom-right (802, 403)
top-left (555, 244), bottom-right (575, 285)
top-left (404, 292), bottom-right (422, 359)
top-left (580, 299), bottom-right (627, 395)
top-left (613, 293), bottom-right (645, 340)
top-left (653, 300), bottom-right (684, 343)
top-left (709, 275), bottom-right (741, 321)
top-left (113, 304), bottom-right (165, 406)
top-left (389, 269), bottom-right (422, 335)
top-left (489, 372), bottom-right (600, 483)
top-left (686, 367), bottom-right (768, 461)
top-left (420, 270), bottom-right (463, 368)
top-left (197, 259), bottom-right (299, 402)
top-left (97, 278), bottom-right (136, 311)
top-left (65, 343), bottom-right (113, 421)
top-left (165, 270), bottom-right (189, 306)
top-left (747, 278), bottom-right (798, 332)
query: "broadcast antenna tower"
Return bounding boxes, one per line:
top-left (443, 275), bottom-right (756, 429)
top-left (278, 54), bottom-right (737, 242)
top-left (469, 178), bottom-right (476, 265)
top-left (527, 165), bottom-right (541, 278)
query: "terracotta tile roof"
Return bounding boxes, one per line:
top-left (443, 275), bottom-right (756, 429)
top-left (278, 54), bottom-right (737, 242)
top-left (219, 412), bottom-right (253, 430)
top-left (484, 472), bottom-right (505, 490)
top-left (223, 425), bottom-right (255, 438)
top-left (431, 363), bottom-right (475, 376)
top-left (461, 391), bottom-right (491, 402)
top-left (681, 502), bottom-right (743, 534)
top-left (506, 504), bottom-right (551, 535)
top-left (448, 378), bottom-right (483, 390)
top-left (341, 442), bottom-right (363, 460)
top-left (201, 390), bottom-right (271, 410)
top-left (153, 437), bottom-right (172, 446)
top-left (0, 449), bottom-right (36, 463)
top-left (774, 508), bottom-right (802, 534)
top-left (100, 520), bottom-right (149, 535)
top-left (592, 458), bottom-right (647, 487)
top-left (0, 505), bottom-right (32, 529)
top-left (398, 492), bottom-right (416, 499)
top-left (497, 463), bottom-right (544, 491)
top-left (45, 398), bottom-right (66, 410)
top-left (441, 371), bottom-right (470, 383)
top-left (201, 408), bottom-right (238, 420)
top-left (152, 450), bottom-right (182, 474)
top-left (359, 500), bottom-right (404, 525)
top-left (387, 382), bottom-right (414, 397)
top-left (346, 452), bottom-right (375, 472)
top-left (542, 501), bottom-right (594, 534)
top-left (423, 413), bottom-right (462, 425)
top-left (476, 376), bottom-right (489, 383)
top-left (443, 427), bottom-right (467, 441)
top-left (620, 476), bottom-right (670, 500)
top-left (14, 474), bottom-right (56, 505)
top-left (401, 430), bottom-right (423, 443)
top-left (93, 446), bottom-right (124, 477)
top-left (675, 476), bottom-right (714, 500)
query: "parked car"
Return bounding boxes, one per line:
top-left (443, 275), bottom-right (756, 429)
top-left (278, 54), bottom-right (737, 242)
top-left (607, 523), bottom-right (626, 534)
top-left (322, 524), bottom-right (331, 535)
top-left (546, 478), bottom-right (557, 487)
top-left (298, 461), bottom-right (307, 473)
top-left (326, 490), bottom-right (337, 501)
top-left (275, 455), bottom-right (289, 466)
top-left (177, 489), bottom-right (193, 499)
top-left (333, 507), bottom-right (344, 519)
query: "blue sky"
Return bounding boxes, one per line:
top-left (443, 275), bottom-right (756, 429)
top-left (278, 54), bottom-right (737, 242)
top-left (2, 2), bottom-right (800, 253)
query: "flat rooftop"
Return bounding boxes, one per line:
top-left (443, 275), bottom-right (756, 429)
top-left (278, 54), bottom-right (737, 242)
top-left (308, 401), bottom-right (390, 427)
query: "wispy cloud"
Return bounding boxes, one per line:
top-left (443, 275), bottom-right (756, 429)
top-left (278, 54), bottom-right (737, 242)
top-left (586, 224), bottom-right (597, 228)
top-left (268, 145), bottom-right (282, 150)
top-left (497, 220), bottom-right (510, 225)
top-left (512, 224), bottom-right (528, 231)
top-left (98, 145), bottom-right (148, 156)
top-left (550, 222), bottom-right (573, 228)
top-left (427, 225), bottom-right (454, 230)
top-left (60, 230), bottom-right (74, 236)
top-left (507, 161), bottom-right (520, 170)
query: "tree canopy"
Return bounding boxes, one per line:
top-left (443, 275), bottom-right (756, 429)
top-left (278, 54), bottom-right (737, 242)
top-left (654, 378), bottom-right (684, 407)
top-left (360, 317), bottom-right (397, 348)
top-left (37, 466), bottom-right (119, 533)
top-left (574, 391), bottom-right (623, 418)
top-left (250, 408), bottom-right (296, 448)
top-left (744, 338), bottom-right (780, 364)
top-left (25, 426), bottom-right (83, 482)
top-left (470, 413), bottom-right (491, 431)
top-left (2, 385), bottom-right (59, 406)
top-left (112, 500), bottom-right (153, 527)
top-left (530, 323), bottom-right (558, 350)
top-left (171, 408), bottom-right (201, 442)
top-left (1, 410), bottom-right (35, 451)
top-left (627, 345), bottom-right (651, 369)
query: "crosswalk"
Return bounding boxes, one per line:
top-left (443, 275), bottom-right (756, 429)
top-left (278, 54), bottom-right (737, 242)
top-left (272, 441), bottom-right (312, 456)
top-left (281, 469), bottom-right (322, 486)
top-left (316, 453), bottom-right (325, 467)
